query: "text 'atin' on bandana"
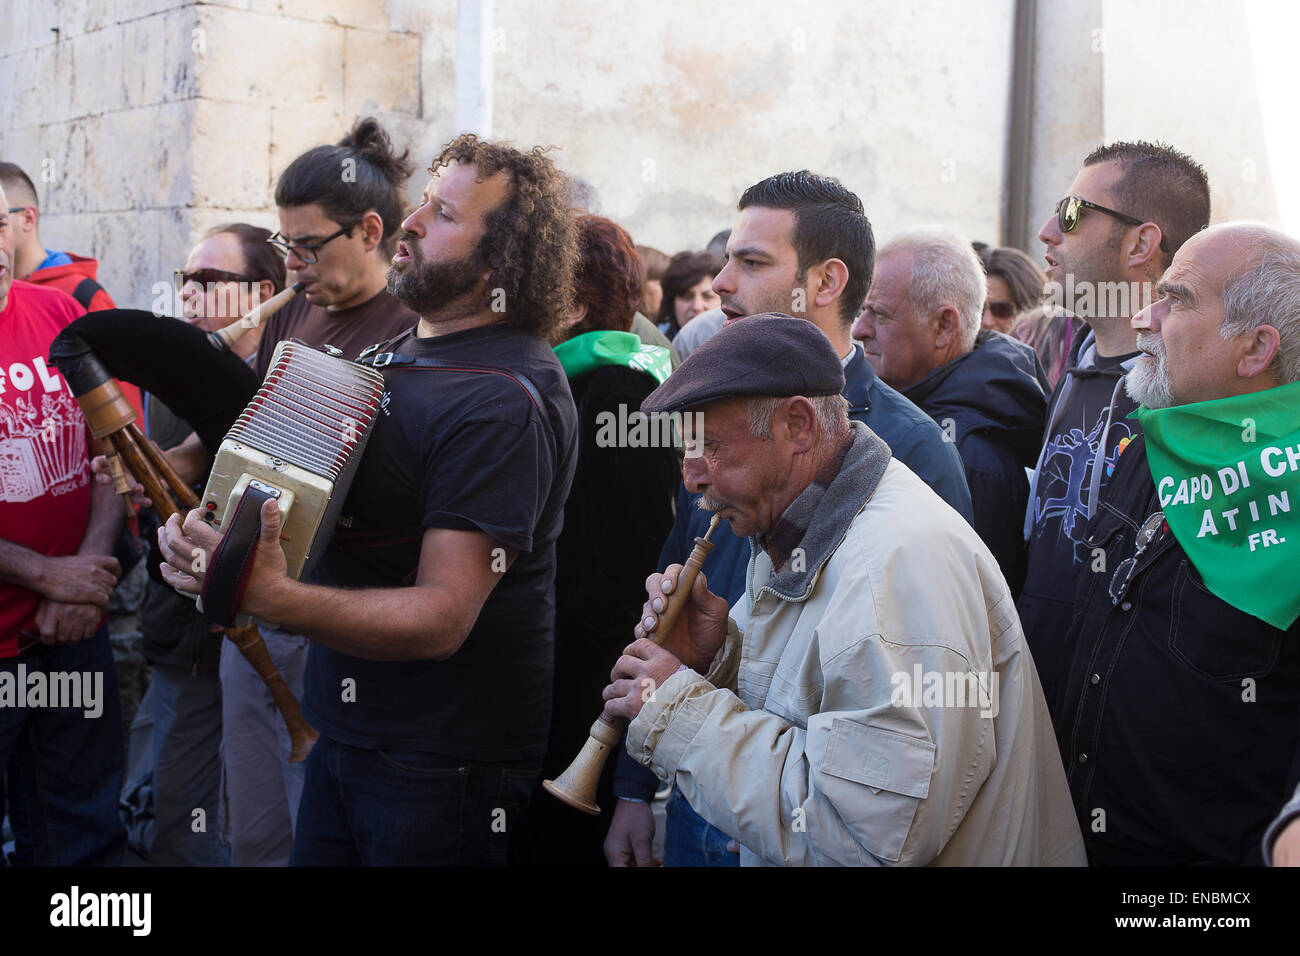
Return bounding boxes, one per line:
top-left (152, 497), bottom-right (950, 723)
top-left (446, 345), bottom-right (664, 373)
top-left (1137, 380), bottom-right (1300, 630)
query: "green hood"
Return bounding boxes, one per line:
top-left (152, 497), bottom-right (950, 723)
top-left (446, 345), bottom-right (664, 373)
top-left (553, 330), bottom-right (672, 385)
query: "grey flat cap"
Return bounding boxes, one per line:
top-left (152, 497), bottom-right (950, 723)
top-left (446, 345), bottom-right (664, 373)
top-left (641, 313), bottom-right (844, 415)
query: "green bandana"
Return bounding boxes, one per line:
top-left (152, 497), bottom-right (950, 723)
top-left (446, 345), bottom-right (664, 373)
top-left (1137, 380), bottom-right (1300, 630)
top-left (552, 330), bottom-right (672, 385)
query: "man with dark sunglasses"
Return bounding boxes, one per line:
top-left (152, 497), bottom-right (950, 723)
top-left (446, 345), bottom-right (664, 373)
top-left (1053, 221), bottom-right (1300, 865)
top-left (112, 223), bottom-right (287, 866)
top-left (1019, 141), bottom-right (1210, 712)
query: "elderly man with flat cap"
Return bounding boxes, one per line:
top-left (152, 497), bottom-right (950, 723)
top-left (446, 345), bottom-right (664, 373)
top-left (601, 314), bottom-right (1084, 866)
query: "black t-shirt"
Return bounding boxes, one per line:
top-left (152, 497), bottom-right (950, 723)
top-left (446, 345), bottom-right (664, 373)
top-left (301, 322), bottom-right (578, 761)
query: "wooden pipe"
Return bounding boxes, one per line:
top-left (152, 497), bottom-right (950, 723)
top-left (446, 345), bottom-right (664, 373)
top-left (206, 281), bottom-right (304, 353)
top-left (76, 377), bottom-right (318, 763)
top-left (544, 513), bottom-right (721, 815)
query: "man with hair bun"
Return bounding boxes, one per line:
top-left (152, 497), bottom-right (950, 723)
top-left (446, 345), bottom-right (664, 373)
top-left (256, 115), bottom-right (419, 379)
top-left (152, 118), bottom-right (421, 866)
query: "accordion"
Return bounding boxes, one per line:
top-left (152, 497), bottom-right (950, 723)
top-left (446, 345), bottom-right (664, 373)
top-left (196, 340), bottom-right (386, 624)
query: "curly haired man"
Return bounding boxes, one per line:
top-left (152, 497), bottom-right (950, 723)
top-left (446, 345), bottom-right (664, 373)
top-left (159, 135), bottom-right (581, 865)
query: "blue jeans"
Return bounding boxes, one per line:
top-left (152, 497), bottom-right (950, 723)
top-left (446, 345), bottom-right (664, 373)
top-left (290, 735), bottom-right (539, 866)
top-left (0, 629), bottom-right (125, 866)
top-left (664, 785), bottom-right (739, 867)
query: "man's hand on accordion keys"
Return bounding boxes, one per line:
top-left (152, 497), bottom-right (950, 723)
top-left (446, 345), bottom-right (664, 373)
top-left (158, 498), bottom-right (290, 621)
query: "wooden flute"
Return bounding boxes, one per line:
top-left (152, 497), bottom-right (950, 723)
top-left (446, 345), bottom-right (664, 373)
top-left (206, 280), bottom-right (305, 353)
top-left (544, 513), bottom-right (722, 815)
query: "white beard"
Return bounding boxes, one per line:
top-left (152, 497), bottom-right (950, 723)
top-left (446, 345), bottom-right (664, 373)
top-left (1125, 335), bottom-right (1176, 408)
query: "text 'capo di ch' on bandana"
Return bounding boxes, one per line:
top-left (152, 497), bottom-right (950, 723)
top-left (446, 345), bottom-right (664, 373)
top-left (1137, 380), bottom-right (1300, 630)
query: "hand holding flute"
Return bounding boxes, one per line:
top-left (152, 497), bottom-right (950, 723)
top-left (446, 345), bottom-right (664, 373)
top-left (544, 514), bottom-right (725, 814)
top-left (601, 520), bottom-right (732, 722)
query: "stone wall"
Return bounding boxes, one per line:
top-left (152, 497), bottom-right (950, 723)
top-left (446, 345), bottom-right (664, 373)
top-left (0, 0), bottom-right (448, 311)
top-left (0, 0), bottom-right (1292, 308)
top-left (491, 0), bottom-right (1016, 252)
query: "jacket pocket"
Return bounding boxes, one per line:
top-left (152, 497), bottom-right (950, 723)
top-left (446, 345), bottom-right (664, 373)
top-left (1168, 558), bottom-right (1283, 680)
top-left (817, 719), bottom-right (935, 863)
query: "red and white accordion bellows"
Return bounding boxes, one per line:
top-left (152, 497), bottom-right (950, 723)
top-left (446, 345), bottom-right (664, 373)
top-left (195, 341), bottom-right (386, 623)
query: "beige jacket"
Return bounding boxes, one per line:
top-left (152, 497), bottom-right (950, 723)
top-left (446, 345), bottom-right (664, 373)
top-left (627, 429), bottom-right (1086, 866)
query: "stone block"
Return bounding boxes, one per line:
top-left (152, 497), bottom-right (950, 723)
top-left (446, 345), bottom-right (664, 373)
top-left (66, 23), bottom-right (135, 118)
top-left (194, 5), bottom-right (344, 107)
top-left (126, 8), bottom-right (203, 108)
top-left (192, 98), bottom-right (272, 208)
top-left (343, 28), bottom-right (420, 116)
top-left (386, 0), bottom-right (455, 37)
top-left (42, 101), bottom-right (195, 215)
top-left (268, 102), bottom-right (347, 184)
top-left (246, 0), bottom-right (387, 32)
top-left (0, 2), bottom-right (59, 59)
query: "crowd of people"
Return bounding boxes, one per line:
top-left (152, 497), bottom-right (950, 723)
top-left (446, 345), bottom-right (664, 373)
top-left (2, 119), bottom-right (1299, 867)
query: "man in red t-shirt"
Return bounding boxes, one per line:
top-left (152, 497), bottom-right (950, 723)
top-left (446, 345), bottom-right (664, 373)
top-left (0, 188), bottom-right (127, 865)
top-left (0, 161), bottom-right (143, 422)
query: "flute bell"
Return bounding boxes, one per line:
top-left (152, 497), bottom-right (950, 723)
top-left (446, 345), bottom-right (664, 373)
top-left (542, 715), bottom-right (624, 815)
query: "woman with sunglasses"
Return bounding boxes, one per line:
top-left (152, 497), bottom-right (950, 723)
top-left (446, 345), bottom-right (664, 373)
top-left (977, 244), bottom-right (1047, 335)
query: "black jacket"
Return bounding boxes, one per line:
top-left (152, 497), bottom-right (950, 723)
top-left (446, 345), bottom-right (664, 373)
top-left (903, 330), bottom-right (1048, 593)
top-left (1054, 432), bottom-right (1300, 865)
top-left (139, 397), bottom-right (222, 675)
top-left (524, 363), bottom-right (679, 866)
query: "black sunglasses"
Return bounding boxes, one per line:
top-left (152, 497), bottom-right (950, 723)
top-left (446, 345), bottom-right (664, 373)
top-left (175, 268), bottom-right (254, 287)
top-left (1056, 196), bottom-right (1170, 254)
top-left (1108, 512), bottom-right (1166, 605)
top-left (985, 301), bottom-right (1016, 320)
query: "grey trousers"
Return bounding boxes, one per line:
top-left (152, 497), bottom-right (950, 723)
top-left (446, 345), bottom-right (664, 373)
top-left (218, 628), bottom-right (308, 866)
top-left (150, 663), bottom-right (226, 866)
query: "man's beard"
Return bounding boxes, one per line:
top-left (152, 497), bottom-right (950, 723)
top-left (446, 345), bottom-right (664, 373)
top-left (1125, 333), bottom-right (1176, 408)
top-left (387, 238), bottom-right (485, 315)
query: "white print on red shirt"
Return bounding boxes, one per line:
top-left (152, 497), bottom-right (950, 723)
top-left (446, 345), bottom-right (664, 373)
top-left (0, 356), bottom-right (88, 503)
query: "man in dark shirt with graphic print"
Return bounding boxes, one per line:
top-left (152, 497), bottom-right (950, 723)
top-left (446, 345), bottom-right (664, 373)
top-left (1020, 141), bottom-right (1210, 711)
top-left (160, 134), bottom-right (580, 866)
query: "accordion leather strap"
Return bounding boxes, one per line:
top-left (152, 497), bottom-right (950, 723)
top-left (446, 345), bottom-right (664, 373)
top-left (201, 484), bottom-right (277, 626)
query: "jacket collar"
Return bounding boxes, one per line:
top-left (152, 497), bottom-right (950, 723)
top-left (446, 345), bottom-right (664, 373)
top-left (754, 419), bottom-right (891, 602)
top-left (842, 343), bottom-right (875, 414)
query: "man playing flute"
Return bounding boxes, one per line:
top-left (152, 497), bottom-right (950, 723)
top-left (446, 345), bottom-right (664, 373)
top-left (601, 314), bottom-right (1086, 865)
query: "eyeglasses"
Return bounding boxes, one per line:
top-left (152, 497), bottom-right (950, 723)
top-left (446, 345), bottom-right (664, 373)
top-left (1108, 511), bottom-right (1166, 605)
top-left (1056, 196), bottom-right (1170, 254)
top-left (6, 206), bottom-right (27, 213)
top-left (173, 268), bottom-right (254, 294)
top-left (267, 224), bottom-right (352, 264)
top-left (984, 301), bottom-right (1016, 320)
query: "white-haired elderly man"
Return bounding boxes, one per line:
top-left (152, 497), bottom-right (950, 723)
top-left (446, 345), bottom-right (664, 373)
top-left (1053, 222), bottom-right (1300, 865)
top-left (852, 227), bottom-right (1049, 592)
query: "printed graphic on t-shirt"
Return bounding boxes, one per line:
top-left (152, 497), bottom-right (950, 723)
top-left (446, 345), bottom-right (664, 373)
top-left (1031, 412), bottom-right (1136, 563)
top-left (0, 361), bottom-right (88, 503)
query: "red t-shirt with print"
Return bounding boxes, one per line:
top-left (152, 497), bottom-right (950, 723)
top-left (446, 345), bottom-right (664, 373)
top-left (0, 280), bottom-right (92, 657)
